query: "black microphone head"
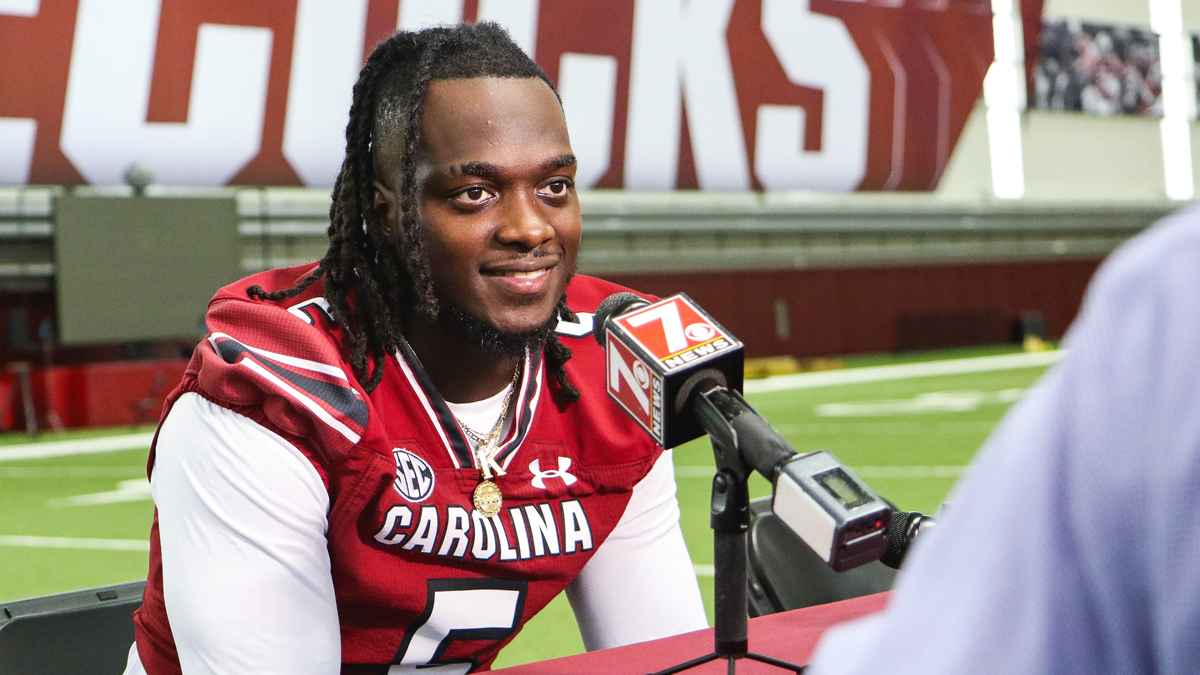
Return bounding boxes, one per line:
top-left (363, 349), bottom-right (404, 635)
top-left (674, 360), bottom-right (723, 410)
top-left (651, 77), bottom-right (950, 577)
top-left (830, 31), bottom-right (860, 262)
top-left (592, 292), bottom-right (649, 348)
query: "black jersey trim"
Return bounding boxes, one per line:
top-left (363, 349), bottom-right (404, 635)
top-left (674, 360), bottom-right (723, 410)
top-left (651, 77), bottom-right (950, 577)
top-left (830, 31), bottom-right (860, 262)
top-left (394, 341), bottom-right (543, 473)
top-left (211, 335), bottom-right (368, 428)
top-left (396, 339), bottom-right (476, 469)
top-left (496, 350), bottom-right (542, 467)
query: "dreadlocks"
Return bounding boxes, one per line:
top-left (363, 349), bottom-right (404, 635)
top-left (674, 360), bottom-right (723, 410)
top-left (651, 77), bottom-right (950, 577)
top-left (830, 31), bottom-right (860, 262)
top-left (247, 22), bottom-right (580, 401)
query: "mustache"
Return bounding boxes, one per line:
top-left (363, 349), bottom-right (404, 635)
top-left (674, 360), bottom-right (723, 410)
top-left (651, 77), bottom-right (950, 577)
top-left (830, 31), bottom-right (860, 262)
top-left (481, 246), bottom-right (562, 263)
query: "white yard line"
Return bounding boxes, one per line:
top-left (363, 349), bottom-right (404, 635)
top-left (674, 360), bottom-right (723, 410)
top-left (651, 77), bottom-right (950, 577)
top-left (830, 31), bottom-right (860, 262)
top-left (850, 466), bottom-right (966, 479)
top-left (0, 433), bottom-right (154, 462)
top-left (675, 466), bottom-right (721, 478)
top-left (0, 466), bottom-right (146, 478)
top-left (676, 465), bottom-right (966, 479)
top-left (0, 535), bottom-right (150, 551)
top-left (744, 350), bottom-right (1064, 394)
top-left (50, 479), bottom-right (153, 507)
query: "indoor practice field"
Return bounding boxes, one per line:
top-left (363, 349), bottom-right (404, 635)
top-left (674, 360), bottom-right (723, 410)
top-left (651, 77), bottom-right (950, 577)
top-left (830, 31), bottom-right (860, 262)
top-left (0, 345), bottom-right (1059, 668)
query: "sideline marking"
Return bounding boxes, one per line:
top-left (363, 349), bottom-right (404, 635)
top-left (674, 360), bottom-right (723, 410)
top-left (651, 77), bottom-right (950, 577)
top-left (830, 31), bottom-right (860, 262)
top-left (816, 389), bottom-right (1025, 417)
top-left (0, 433), bottom-right (154, 462)
top-left (693, 564), bottom-right (714, 577)
top-left (50, 478), bottom-right (152, 507)
top-left (0, 466), bottom-right (145, 478)
top-left (850, 466), bottom-right (965, 479)
top-left (0, 535), bottom-right (150, 551)
top-left (676, 465), bottom-right (965, 479)
top-left (744, 350), bottom-right (1064, 394)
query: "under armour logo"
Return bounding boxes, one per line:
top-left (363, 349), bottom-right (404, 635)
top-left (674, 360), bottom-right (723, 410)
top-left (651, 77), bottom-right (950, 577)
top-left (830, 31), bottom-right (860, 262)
top-left (529, 457), bottom-right (578, 489)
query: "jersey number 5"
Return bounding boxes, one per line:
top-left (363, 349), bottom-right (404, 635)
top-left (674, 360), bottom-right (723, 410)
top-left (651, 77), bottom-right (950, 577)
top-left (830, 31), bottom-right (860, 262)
top-left (388, 578), bottom-right (529, 674)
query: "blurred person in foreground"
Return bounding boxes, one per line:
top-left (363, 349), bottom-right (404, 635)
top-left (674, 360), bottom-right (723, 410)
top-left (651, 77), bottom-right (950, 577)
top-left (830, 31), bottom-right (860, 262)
top-left (807, 206), bottom-right (1200, 674)
top-left (124, 22), bottom-right (705, 675)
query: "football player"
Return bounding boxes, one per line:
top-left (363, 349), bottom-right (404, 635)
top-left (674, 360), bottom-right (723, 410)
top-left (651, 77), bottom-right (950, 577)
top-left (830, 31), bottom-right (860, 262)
top-left (124, 22), bottom-right (706, 675)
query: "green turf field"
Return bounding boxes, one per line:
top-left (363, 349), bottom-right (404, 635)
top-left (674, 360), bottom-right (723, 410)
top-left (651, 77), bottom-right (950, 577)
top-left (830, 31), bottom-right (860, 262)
top-left (0, 345), bottom-right (1057, 668)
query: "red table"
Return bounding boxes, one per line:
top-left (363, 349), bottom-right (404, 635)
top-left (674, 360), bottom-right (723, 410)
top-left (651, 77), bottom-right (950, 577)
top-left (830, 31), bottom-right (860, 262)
top-left (492, 592), bottom-right (890, 675)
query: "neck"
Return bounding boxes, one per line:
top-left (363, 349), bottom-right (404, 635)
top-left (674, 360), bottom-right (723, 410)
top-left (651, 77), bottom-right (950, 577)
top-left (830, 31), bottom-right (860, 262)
top-left (404, 311), bottom-right (524, 404)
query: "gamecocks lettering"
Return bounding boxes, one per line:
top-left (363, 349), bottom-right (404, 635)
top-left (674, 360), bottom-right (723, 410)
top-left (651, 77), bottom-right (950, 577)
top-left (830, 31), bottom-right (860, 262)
top-left (283, 0), bottom-right (367, 186)
top-left (61, 0), bottom-right (273, 185)
top-left (755, 0), bottom-right (870, 191)
top-left (625, 0), bottom-right (749, 190)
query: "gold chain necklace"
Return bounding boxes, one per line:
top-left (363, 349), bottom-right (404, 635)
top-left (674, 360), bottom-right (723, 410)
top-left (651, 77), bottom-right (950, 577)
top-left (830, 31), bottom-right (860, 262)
top-left (461, 361), bottom-right (522, 518)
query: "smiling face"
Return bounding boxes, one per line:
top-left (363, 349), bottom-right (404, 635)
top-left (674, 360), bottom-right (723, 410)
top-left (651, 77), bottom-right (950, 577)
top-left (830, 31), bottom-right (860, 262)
top-left (379, 76), bottom-right (580, 343)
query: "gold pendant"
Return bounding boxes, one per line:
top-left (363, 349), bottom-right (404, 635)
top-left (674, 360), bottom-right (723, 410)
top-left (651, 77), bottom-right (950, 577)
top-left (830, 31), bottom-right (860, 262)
top-left (472, 479), bottom-right (503, 518)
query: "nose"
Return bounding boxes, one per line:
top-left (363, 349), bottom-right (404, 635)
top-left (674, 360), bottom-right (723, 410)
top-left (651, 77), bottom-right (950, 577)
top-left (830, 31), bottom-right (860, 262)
top-left (495, 191), bottom-right (554, 250)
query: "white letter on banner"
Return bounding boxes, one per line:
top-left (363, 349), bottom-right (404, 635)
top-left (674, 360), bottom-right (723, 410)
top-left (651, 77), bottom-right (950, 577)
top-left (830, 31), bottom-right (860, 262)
top-left (755, 0), bottom-right (869, 192)
top-left (283, 0), bottom-right (368, 187)
top-left (559, 53), bottom-right (618, 189)
top-left (0, 2), bottom-right (39, 185)
top-left (477, 0), bottom-right (539, 57)
top-left (624, 0), bottom-right (750, 190)
top-left (0, 0), bottom-right (37, 16)
top-left (0, 118), bottom-right (35, 185)
top-left (61, 0), bottom-right (272, 186)
top-left (398, 0), bottom-right (463, 30)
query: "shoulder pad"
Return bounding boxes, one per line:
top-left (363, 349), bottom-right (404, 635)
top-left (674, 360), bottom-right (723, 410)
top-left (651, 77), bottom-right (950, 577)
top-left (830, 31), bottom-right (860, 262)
top-left (193, 296), bottom-right (368, 458)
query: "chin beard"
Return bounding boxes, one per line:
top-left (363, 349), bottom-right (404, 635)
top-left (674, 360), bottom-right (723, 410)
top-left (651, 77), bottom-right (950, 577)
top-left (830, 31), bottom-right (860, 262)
top-left (439, 300), bottom-right (559, 359)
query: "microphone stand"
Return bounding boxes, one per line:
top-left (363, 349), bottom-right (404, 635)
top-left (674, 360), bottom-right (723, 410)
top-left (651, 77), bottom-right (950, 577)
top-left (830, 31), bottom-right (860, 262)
top-left (647, 388), bottom-right (805, 675)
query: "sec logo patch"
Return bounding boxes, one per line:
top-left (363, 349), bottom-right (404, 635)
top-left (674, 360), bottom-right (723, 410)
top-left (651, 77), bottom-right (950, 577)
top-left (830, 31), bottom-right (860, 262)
top-left (392, 448), bottom-right (434, 503)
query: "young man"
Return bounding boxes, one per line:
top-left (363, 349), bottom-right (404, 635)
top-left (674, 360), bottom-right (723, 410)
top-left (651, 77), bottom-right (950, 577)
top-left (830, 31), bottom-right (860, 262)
top-left (125, 23), bottom-right (706, 675)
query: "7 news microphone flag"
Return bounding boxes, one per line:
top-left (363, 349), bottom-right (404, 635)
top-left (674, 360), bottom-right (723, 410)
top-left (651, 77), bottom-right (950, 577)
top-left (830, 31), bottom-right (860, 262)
top-left (595, 292), bottom-right (744, 449)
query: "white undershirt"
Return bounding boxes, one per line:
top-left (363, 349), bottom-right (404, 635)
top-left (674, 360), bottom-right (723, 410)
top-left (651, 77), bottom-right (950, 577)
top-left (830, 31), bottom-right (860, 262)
top-left (124, 392), bottom-right (707, 674)
top-left (445, 383), bottom-right (513, 449)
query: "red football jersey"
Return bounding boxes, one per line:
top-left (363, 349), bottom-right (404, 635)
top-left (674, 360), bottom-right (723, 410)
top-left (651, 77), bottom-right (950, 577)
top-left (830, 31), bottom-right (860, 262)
top-left (132, 265), bottom-right (664, 674)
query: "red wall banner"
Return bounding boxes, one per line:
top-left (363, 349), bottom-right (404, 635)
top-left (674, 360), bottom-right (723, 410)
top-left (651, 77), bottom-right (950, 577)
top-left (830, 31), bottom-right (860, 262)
top-left (0, 0), bottom-right (992, 191)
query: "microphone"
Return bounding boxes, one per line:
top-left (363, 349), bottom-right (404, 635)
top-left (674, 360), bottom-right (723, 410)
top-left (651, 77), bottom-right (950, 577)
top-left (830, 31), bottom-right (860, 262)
top-left (594, 293), bottom-right (892, 571)
top-left (593, 292), bottom-right (744, 449)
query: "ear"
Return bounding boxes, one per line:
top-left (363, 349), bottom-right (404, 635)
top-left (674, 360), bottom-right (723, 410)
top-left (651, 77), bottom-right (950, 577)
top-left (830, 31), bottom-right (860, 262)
top-left (371, 179), bottom-right (398, 246)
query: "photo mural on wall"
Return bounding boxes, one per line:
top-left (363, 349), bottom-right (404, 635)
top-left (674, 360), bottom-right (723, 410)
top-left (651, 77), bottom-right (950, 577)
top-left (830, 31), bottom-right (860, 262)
top-left (1032, 18), bottom-right (1162, 117)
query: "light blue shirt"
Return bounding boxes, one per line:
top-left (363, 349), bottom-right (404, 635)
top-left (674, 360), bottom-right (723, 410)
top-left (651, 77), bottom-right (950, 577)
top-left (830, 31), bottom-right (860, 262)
top-left (808, 206), bottom-right (1200, 675)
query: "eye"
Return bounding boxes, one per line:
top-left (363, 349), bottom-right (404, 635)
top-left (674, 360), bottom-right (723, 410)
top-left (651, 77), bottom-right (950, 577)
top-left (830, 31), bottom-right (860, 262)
top-left (538, 179), bottom-right (572, 199)
top-left (452, 186), bottom-right (494, 206)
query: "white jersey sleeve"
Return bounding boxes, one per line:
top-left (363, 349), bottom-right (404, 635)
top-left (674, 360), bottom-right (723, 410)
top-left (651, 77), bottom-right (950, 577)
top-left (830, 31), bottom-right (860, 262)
top-left (807, 206), bottom-right (1200, 675)
top-left (566, 449), bottom-right (709, 650)
top-left (147, 392), bottom-right (341, 675)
